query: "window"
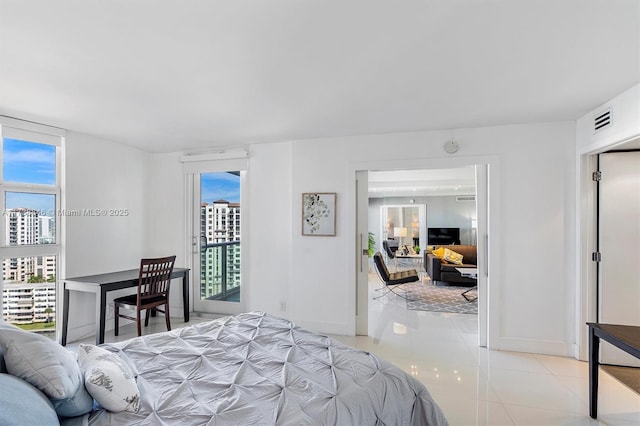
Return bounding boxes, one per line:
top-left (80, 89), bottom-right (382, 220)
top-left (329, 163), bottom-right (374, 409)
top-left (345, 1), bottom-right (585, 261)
top-left (0, 118), bottom-right (64, 339)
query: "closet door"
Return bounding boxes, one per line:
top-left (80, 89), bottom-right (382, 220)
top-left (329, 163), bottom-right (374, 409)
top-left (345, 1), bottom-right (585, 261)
top-left (598, 151), bottom-right (640, 366)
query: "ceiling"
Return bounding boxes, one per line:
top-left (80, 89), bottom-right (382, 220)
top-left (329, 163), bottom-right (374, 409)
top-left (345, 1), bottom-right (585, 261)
top-left (0, 0), bottom-right (638, 154)
top-left (369, 167), bottom-right (476, 198)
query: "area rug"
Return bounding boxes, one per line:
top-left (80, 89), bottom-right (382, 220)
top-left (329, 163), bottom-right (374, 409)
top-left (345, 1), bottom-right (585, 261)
top-left (403, 283), bottom-right (477, 314)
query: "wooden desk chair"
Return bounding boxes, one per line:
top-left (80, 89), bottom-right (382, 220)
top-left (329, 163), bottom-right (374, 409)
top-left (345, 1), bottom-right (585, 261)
top-left (114, 255), bottom-right (176, 337)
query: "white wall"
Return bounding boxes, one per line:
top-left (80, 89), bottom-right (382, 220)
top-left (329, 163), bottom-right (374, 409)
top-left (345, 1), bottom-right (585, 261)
top-left (143, 121), bottom-right (576, 355)
top-left (64, 132), bottom-right (150, 341)
top-left (368, 195), bottom-right (478, 251)
top-left (576, 84), bottom-right (640, 154)
top-left (144, 152), bottom-right (187, 314)
top-left (575, 83), bottom-right (640, 360)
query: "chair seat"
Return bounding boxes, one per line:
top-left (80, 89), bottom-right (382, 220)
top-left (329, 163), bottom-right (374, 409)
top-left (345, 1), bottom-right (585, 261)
top-left (387, 269), bottom-right (419, 285)
top-left (113, 294), bottom-right (167, 309)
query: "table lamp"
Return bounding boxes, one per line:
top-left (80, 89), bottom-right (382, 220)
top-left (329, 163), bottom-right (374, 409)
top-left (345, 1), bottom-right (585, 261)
top-left (394, 227), bottom-right (408, 248)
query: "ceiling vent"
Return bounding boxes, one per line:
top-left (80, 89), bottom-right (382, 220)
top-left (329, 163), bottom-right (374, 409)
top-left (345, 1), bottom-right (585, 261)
top-left (594, 107), bottom-right (612, 133)
top-left (456, 195), bottom-right (475, 202)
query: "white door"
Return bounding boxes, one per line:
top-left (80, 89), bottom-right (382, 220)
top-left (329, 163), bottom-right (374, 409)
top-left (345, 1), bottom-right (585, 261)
top-left (356, 170), bottom-right (369, 335)
top-left (598, 151), bottom-right (640, 366)
top-left (191, 171), bottom-right (247, 315)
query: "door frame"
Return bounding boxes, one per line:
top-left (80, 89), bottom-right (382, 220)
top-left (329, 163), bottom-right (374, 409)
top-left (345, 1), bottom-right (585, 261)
top-left (576, 137), bottom-right (640, 361)
top-left (182, 154), bottom-right (249, 316)
top-left (347, 155), bottom-right (499, 347)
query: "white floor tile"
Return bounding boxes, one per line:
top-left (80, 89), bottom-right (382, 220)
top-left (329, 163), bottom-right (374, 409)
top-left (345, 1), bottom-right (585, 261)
top-left (360, 274), bottom-right (640, 425)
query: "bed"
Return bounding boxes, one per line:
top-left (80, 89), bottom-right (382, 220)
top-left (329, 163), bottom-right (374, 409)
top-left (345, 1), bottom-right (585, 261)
top-left (1, 312), bottom-right (448, 425)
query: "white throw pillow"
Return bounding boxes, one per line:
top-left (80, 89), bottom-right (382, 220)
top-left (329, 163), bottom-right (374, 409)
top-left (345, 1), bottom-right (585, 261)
top-left (78, 344), bottom-right (140, 413)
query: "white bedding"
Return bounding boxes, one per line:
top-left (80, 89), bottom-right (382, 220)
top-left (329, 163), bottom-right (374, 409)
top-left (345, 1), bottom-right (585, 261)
top-left (88, 312), bottom-right (448, 425)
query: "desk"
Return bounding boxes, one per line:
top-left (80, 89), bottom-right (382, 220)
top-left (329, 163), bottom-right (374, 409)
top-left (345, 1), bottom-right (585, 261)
top-left (455, 267), bottom-right (478, 302)
top-left (586, 323), bottom-right (640, 419)
top-left (62, 268), bottom-right (190, 346)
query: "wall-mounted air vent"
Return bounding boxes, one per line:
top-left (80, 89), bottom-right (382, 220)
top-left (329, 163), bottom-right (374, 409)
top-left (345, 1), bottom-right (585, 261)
top-left (594, 107), bottom-right (612, 133)
top-left (456, 196), bottom-right (476, 202)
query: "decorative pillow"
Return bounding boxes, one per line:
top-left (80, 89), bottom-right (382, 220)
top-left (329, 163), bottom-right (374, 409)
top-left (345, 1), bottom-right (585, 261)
top-left (432, 247), bottom-right (446, 259)
top-left (443, 248), bottom-right (464, 265)
top-left (0, 327), bottom-right (93, 417)
top-left (0, 320), bottom-right (20, 374)
top-left (0, 373), bottom-right (60, 426)
top-left (78, 344), bottom-right (140, 413)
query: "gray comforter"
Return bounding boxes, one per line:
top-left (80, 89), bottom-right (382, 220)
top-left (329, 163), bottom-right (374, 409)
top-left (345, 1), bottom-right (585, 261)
top-left (88, 312), bottom-right (448, 425)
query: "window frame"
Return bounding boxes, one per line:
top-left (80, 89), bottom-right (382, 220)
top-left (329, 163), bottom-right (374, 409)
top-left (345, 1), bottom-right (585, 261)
top-left (0, 117), bottom-right (65, 337)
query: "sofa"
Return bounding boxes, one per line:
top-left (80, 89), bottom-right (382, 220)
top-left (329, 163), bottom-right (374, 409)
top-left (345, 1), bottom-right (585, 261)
top-left (424, 244), bottom-right (477, 286)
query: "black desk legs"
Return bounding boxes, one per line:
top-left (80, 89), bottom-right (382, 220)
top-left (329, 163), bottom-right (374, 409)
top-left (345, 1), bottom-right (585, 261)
top-left (61, 288), bottom-right (70, 346)
top-left (97, 288), bottom-right (108, 345)
top-left (589, 327), bottom-right (600, 419)
top-left (183, 273), bottom-right (190, 322)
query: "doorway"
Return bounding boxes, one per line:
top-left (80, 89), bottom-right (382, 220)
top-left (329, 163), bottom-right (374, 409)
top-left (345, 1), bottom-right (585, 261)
top-left (353, 161), bottom-right (490, 348)
top-left (596, 150), bottom-right (640, 367)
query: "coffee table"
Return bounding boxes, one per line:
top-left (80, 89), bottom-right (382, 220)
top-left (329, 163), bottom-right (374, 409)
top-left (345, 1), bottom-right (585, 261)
top-left (455, 267), bottom-right (478, 302)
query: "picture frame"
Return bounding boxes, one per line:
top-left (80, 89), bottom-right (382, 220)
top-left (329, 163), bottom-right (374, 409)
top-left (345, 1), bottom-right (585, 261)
top-left (302, 192), bottom-right (336, 236)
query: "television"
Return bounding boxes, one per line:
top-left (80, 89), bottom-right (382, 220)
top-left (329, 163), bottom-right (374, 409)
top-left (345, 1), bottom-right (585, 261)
top-left (428, 227), bottom-right (460, 246)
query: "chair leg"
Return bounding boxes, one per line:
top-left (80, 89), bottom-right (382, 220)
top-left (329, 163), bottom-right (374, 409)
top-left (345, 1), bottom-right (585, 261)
top-left (373, 286), bottom-right (392, 299)
top-left (114, 304), bottom-right (119, 337)
top-left (164, 303), bottom-right (171, 331)
top-left (461, 286), bottom-right (478, 302)
top-left (373, 284), bottom-right (418, 301)
top-left (144, 309), bottom-right (150, 327)
top-left (136, 309), bottom-right (142, 336)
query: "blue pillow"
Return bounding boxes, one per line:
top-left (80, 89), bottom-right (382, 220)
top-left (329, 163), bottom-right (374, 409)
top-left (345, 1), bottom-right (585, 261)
top-left (51, 381), bottom-right (94, 418)
top-left (0, 326), bottom-right (93, 417)
top-left (0, 373), bottom-right (60, 425)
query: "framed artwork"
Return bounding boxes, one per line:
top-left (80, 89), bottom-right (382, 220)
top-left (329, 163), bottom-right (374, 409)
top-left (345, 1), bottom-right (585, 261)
top-left (302, 192), bottom-right (336, 236)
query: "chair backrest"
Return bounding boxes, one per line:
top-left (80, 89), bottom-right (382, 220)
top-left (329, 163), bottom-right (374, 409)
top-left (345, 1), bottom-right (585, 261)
top-left (138, 255), bottom-right (176, 303)
top-left (373, 252), bottom-right (391, 283)
top-left (382, 240), bottom-right (396, 258)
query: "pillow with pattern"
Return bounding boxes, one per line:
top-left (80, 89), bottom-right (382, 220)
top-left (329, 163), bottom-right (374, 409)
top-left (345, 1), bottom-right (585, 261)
top-left (432, 247), bottom-right (445, 259)
top-left (443, 248), bottom-right (464, 265)
top-left (78, 344), bottom-right (140, 413)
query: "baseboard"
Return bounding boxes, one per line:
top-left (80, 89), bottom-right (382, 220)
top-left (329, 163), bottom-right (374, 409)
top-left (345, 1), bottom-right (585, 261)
top-left (492, 336), bottom-right (573, 357)
top-left (292, 318), bottom-right (352, 336)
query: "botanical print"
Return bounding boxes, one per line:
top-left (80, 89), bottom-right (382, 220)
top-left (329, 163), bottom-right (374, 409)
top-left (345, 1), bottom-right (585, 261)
top-left (303, 194), bottom-right (329, 233)
top-left (302, 193), bottom-right (336, 236)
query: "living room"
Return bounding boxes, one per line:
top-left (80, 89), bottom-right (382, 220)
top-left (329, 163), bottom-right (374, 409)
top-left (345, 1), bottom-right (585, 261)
top-left (366, 166), bottom-right (481, 316)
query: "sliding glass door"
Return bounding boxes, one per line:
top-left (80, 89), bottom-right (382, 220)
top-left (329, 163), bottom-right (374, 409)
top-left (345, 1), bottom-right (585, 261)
top-left (192, 171), bottom-right (246, 315)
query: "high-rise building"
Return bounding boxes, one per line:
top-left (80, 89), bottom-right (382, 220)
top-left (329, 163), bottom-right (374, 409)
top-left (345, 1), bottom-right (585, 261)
top-left (39, 216), bottom-right (55, 244)
top-left (2, 208), bottom-right (56, 325)
top-left (200, 200), bottom-right (241, 300)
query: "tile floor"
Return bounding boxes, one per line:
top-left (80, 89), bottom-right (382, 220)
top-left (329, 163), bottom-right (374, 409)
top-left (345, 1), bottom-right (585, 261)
top-left (67, 277), bottom-right (640, 426)
top-left (328, 275), bottom-right (639, 425)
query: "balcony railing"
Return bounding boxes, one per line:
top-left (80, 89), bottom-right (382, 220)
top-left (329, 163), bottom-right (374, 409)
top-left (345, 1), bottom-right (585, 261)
top-left (200, 240), bottom-right (240, 302)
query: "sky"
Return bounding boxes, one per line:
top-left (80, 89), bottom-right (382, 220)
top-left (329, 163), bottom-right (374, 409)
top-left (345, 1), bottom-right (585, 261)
top-left (3, 138), bottom-right (57, 213)
top-left (201, 172), bottom-right (240, 204)
top-left (2, 139), bottom-right (239, 211)
top-left (3, 138), bottom-right (56, 185)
